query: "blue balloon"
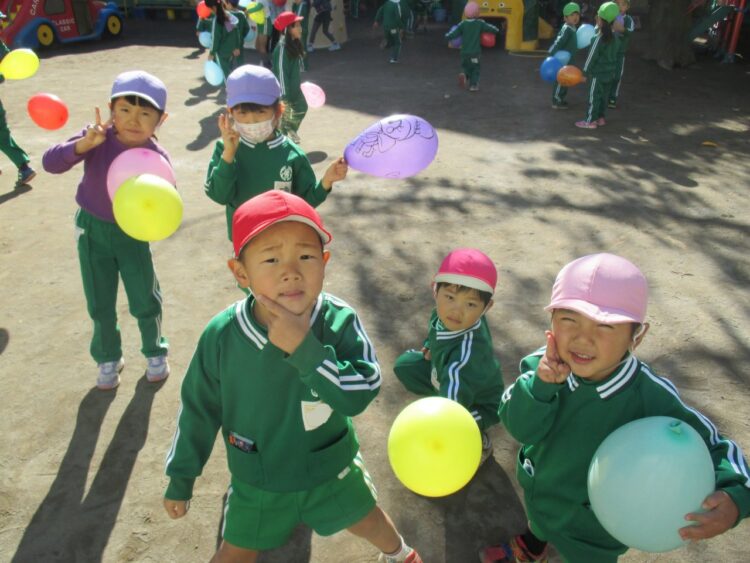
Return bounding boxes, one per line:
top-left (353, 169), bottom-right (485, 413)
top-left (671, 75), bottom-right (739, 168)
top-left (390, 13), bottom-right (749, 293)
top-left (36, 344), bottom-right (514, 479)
top-left (553, 50), bottom-right (571, 65)
top-left (204, 60), bottom-right (224, 86)
top-left (198, 31), bottom-right (212, 49)
top-left (588, 417), bottom-right (715, 553)
top-left (344, 114), bottom-right (438, 179)
top-left (540, 56), bottom-right (563, 83)
top-left (576, 23), bottom-right (596, 49)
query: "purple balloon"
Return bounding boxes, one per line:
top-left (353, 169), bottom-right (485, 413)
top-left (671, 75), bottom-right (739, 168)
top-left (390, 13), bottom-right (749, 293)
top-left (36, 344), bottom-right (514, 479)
top-left (344, 114), bottom-right (438, 179)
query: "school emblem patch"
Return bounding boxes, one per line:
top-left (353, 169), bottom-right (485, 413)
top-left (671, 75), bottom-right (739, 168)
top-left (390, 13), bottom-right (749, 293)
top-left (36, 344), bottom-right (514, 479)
top-left (279, 165), bottom-right (293, 182)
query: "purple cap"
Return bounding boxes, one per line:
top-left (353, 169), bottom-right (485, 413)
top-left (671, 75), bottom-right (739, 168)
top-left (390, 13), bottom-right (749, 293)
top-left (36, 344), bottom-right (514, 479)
top-left (545, 253), bottom-right (648, 324)
top-left (434, 248), bottom-right (497, 294)
top-left (226, 65), bottom-right (281, 108)
top-left (110, 70), bottom-right (167, 111)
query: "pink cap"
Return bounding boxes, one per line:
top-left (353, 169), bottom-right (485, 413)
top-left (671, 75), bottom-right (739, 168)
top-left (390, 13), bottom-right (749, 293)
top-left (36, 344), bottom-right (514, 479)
top-left (464, 1), bottom-right (480, 18)
top-left (434, 248), bottom-right (497, 294)
top-left (545, 253), bottom-right (648, 323)
top-left (232, 191), bottom-right (332, 258)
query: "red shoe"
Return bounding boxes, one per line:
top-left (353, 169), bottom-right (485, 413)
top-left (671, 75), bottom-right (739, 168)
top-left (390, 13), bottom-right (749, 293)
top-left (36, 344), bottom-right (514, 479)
top-left (575, 120), bottom-right (597, 129)
top-left (596, 117), bottom-right (606, 126)
top-left (479, 535), bottom-right (548, 562)
top-left (458, 73), bottom-right (467, 89)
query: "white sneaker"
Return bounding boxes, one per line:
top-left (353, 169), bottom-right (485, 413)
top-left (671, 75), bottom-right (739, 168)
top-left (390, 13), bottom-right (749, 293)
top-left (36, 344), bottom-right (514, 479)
top-left (306, 43), bottom-right (314, 52)
top-left (97, 358), bottom-right (125, 390)
top-left (146, 355), bottom-right (170, 383)
top-left (328, 42), bottom-right (341, 51)
top-left (480, 432), bottom-right (493, 465)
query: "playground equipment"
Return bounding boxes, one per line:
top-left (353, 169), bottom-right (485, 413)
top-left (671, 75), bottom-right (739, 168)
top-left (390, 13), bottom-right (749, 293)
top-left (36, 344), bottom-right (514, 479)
top-left (476, 0), bottom-right (554, 51)
top-left (0, 0), bottom-right (123, 49)
top-left (688, 0), bottom-right (746, 62)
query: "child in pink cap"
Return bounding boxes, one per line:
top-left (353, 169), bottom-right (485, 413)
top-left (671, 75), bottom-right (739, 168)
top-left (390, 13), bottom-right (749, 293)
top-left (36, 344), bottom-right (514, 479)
top-left (480, 253), bottom-right (750, 563)
top-left (394, 248), bottom-right (504, 465)
top-left (164, 191), bottom-right (422, 563)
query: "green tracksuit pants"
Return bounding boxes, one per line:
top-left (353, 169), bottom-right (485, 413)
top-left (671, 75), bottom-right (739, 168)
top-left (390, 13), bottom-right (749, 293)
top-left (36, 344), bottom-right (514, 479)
top-left (385, 28), bottom-right (402, 61)
top-left (75, 209), bottom-right (168, 364)
top-left (282, 95), bottom-right (308, 134)
top-left (608, 55), bottom-right (625, 105)
top-left (552, 83), bottom-right (568, 105)
top-left (0, 101), bottom-right (30, 169)
top-left (585, 76), bottom-right (612, 122)
top-left (461, 54), bottom-right (481, 87)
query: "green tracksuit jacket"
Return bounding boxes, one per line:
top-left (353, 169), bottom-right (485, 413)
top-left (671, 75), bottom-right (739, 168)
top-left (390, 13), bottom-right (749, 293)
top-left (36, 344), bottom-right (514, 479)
top-left (272, 37), bottom-right (307, 134)
top-left (204, 132), bottom-right (329, 240)
top-left (500, 349), bottom-right (750, 561)
top-left (165, 292), bottom-right (382, 499)
top-left (210, 12), bottom-right (248, 80)
top-left (394, 310), bottom-right (503, 430)
top-left (609, 14), bottom-right (635, 104)
top-left (549, 23), bottom-right (578, 105)
top-left (375, 0), bottom-right (410, 30)
top-left (445, 18), bottom-right (499, 56)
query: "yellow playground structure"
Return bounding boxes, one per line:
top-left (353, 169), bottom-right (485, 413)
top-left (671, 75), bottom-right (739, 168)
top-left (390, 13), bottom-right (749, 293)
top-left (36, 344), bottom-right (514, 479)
top-left (476, 0), bottom-right (555, 51)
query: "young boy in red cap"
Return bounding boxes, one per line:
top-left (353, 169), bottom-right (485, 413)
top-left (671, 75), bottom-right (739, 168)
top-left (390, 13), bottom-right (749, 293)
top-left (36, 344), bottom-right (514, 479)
top-left (163, 190), bottom-right (422, 563)
top-left (272, 10), bottom-right (307, 143)
top-left (480, 253), bottom-right (750, 562)
top-left (393, 248), bottom-right (504, 464)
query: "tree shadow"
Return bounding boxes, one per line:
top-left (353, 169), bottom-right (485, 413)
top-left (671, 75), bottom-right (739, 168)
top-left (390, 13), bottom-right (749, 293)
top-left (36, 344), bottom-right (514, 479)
top-left (0, 328), bottom-right (8, 354)
top-left (12, 377), bottom-right (165, 562)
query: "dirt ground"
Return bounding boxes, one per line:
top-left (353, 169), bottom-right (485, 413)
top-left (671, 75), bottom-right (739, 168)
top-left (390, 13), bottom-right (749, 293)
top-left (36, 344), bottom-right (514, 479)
top-left (1, 13), bottom-right (749, 563)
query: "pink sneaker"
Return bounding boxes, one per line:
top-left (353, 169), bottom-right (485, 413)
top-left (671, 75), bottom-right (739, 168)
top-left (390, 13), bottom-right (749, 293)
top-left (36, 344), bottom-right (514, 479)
top-left (458, 73), bottom-right (467, 89)
top-left (596, 118), bottom-right (606, 126)
top-left (575, 120), bottom-right (597, 129)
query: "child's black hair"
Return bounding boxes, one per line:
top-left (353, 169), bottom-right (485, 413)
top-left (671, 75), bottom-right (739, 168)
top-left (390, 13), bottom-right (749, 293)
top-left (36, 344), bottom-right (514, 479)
top-left (284, 26), bottom-right (306, 60)
top-left (231, 100), bottom-right (283, 113)
top-left (112, 94), bottom-right (164, 118)
top-left (436, 282), bottom-right (492, 306)
top-left (599, 19), bottom-right (613, 43)
top-left (204, 0), bottom-right (226, 26)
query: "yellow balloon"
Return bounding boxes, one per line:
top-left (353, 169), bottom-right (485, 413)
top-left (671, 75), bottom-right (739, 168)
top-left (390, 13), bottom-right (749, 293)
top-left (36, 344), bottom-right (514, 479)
top-left (247, 2), bottom-right (266, 25)
top-left (0, 48), bottom-right (40, 80)
top-left (113, 173), bottom-right (183, 242)
top-left (388, 397), bottom-right (481, 497)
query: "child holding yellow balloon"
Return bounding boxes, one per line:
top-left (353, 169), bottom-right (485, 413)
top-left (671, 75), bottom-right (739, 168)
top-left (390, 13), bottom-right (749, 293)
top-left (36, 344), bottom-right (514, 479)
top-left (163, 190), bottom-right (423, 563)
top-left (393, 248), bottom-right (504, 464)
top-left (0, 21), bottom-right (37, 187)
top-left (480, 253), bottom-right (750, 563)
top-left (205, 64), bottom-right (347, 246)
top-left (42, 71), bottom-right (173, 390)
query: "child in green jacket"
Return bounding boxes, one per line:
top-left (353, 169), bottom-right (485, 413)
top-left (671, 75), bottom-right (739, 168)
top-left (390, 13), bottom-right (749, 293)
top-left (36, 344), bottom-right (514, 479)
top-left (575, 1), bottom-right (620, 129)
top-left (394, 248), bottom-right (504, 464)
top-left (444, 2), bottom-right (499, 92)
top-left (480, 253), bottom-right (750, 562)
top-left (204, 64), bottom-right (347, 244)
top-left (549, 2), bottom-right (580, 109)
top-left (164, 190), bottom-right (423, 563)
top-left (609, 0), bottom-right (635, 108)
top-left (272, 11), bottom-right (307, 143)
top-left (205, 0), bottom-right (249, 83)
top-left (374, 0), bottom-right (411, 63)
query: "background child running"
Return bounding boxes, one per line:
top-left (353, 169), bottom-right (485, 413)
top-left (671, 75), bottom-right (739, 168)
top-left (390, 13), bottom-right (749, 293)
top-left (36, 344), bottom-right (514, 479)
top-left (41, 71), bottom-right (171, 390)
top-left (374, 0), bottom-right (411, 64)
top-left (393, 248), bottom-right (504, 464)
top-left (308, 0), bottom-right (342, 52)
top-left (0, 19), bottom-right (36, 188)
top-left (609, 0), bottom-right (635, 109)
top-left (549, 2), bottom-right (580, 109)
top-left (444, 2), bottom-right (499, 92)
top-left (205, 0), bottom-right (249, 83)
top-left (204, 64), bottom-right (346, 245)
top-left (480, 253), bottom-right (750, 563)
top-left (163, 190), bottom-right (423, 563)
top-left (575, 1), bottom-right (620, 129)
top-left (272, 11), bottom-right (307, 144)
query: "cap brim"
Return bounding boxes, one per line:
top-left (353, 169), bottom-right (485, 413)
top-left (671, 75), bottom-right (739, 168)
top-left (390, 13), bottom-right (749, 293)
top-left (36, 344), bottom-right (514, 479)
top-left (434, 273), bottom-right (494, 294)
top-left (111, 90), bottom-right (163, 111)
top-left (544, 299), bottom-right (642, 324)
top-left (235, 216), bottom-right (331, 257)
top-left (227, 93), bottom-right (279, 107)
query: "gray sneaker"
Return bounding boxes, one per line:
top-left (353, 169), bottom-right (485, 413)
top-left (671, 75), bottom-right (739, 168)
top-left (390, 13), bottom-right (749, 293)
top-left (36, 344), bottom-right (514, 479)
top-left (146, 355), bottom-right (170, 383)
top-left (97, 358), bottom-right (125, 390)
top-left (328, 42), bottom-right (341, 51)
top-left (480, 432), bottom-right (493, 465)
top-left (287, 131), bottom-right (301, 144)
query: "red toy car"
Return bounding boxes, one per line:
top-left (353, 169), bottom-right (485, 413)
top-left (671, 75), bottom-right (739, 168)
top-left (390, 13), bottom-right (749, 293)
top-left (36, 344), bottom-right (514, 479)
top-left (0, 0), bottom-right (123, 49)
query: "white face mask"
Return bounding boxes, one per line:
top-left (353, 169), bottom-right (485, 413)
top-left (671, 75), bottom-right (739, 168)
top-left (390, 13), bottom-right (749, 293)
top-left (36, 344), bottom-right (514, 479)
top-left (234, 118), bottom-right (274, 144)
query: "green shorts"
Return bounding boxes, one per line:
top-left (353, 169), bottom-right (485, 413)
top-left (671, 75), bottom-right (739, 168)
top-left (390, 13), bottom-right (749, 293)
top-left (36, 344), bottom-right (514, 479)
top-left (256, 21), bottom-right (268, 37)
top-left (222, 452), bottom-right (378, 550)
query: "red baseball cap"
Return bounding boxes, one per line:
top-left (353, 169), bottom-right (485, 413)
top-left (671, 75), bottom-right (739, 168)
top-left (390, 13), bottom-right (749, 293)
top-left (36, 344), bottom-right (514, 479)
top-left (274, 11), bottom-right (304, 31)
top-left (232, 191), bottom-right (332, 258)
top-left (434, 248), bottom-right (497, 294)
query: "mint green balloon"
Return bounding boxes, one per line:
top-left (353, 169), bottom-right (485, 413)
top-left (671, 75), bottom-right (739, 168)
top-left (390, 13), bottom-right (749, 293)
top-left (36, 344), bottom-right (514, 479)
top-left (587, 416), bottom-right (714, 553)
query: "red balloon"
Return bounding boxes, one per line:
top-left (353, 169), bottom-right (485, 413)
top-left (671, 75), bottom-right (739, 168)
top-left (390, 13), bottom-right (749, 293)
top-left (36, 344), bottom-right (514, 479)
top-left (196, 1), bottom-right (212, 19)
top-left (480, 32), bottom-right (496, 48)
top-left (27, 93), bottom-right (69, 130)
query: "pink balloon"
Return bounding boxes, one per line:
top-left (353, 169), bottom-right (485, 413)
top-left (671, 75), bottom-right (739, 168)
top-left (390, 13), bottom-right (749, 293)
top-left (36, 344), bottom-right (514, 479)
top-left (300, 81), bottom-right (326, 109)
top-left (107, 148), bottom-right (176, 200)
top-left (344, 114), bottom-right (438, 179)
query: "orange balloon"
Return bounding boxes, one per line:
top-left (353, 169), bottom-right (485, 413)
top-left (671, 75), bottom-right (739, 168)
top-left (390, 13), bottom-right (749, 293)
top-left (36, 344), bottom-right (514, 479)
top-left (196, 0), bottom-right (212, 19)
top-left (557, 65), bottom-right (583, 87)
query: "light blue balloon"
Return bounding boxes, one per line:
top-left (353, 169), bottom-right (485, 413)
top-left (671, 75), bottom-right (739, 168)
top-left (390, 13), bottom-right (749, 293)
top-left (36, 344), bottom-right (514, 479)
top-left (588, 417), bottom-right (715, 553)
top-left (238, 0), bottom-right (251, 7)
top-left (553, 50), bottom-right (571, 65)
top-left (576, 23), bottom-right (596, 49)
top-left (204, 60), bottom-right (224, 86)
top-left (198, 31), bottom-right (212, 49)
top-left (244, 26), bottom-right (257, 46)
